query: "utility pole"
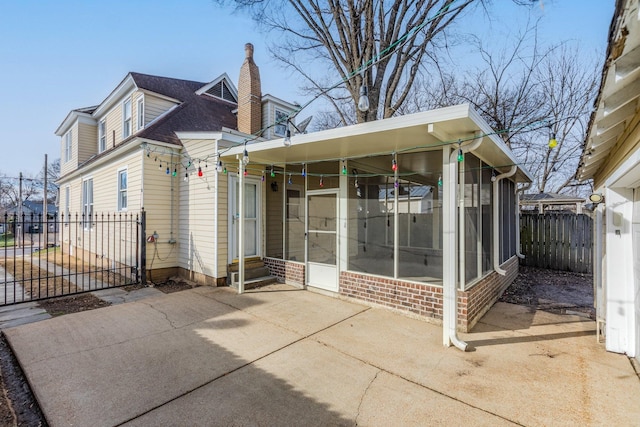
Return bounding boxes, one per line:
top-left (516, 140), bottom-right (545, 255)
top-left (43, 154), bottom-right (48, 248)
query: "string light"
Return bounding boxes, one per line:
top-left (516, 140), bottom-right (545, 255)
top-left (319, 175), bottom-right (324, 187)
top-left (242, 145), bottom-right (249, 165)
top-left (548, 129), bottom-right (557, 149)
top-left (342, 161), bottom-right (348, 175)
top-left (243, 168), bottom-right (248, 176)
top-left (172, 168), bottom-right (177, 177)
top-left (198, 167), bottom-right (203, 177)
top-left (270, 166), bottom-right (276, 178)
top-left (217, 161), bottom-right (223, 173)
top-left (261, 173), bottom-right (265, 182)
top-left (184, 172), bottom-right (189, 182)
top-left (288, 173), bottom-right (292, 185)
top-left (301, 164), bottom-right (306, 177)
top-left (165, 166), bottom-right (170, 175)
top-left (283, 121), bottom-right (292, 147)
top-left (223, 166), bottom-right (227, 174)
top-left (457, 140), bottom-right (464, 162)
top-left (394, 179), bottom-right (399, 188)
top-left (391, 155), bottom-right (398, 172)
top-left (438, 175), bottom-right (442, 187)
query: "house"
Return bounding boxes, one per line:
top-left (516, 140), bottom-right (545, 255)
top-left (577, 0), bottom-right (640, 363)
top-left (56, 43), bottom-right (532, 349)
top-left (6, 200), bottom-right (58, 233)
top-left (520, 192), bottom-right (586, 213)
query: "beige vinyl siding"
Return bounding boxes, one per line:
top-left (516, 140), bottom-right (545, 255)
top-left (177, 139), bottom-right (220, 278)
top-left (145, 94), bottom-right (177, 125)
top-left (102, 100), bottom-right (123, 148)
top-left (261, 102), bottom-right (273, 139)
top-left (60, 122), bottom-right (78, 176)
top-left (77, 122), bottom-right (98, 165)
top-left (58, 148), bottom-right (144, 268)
top-left (142, 151), bottom-right (179, 269)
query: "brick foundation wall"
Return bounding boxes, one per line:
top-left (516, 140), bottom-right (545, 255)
top-left (339, 272), bottom-right (444, 323)
top-left (264, 258), bottom-right (305, 287)
top-left (460, 256), bottom-right (519, 331)
top-left (263, 257), bottom-right (518, 332)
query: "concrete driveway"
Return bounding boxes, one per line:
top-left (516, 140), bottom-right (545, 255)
top-left (4, 284), bottom-right (640, 426)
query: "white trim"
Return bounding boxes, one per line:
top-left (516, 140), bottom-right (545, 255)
top-left (262, 94), bottom-right (299, 110)
top-left (606, 144), bottom-right (640, 188)
top-left (122, 97), bottom-right (132, 139)
top-left (81, 176), bottom-right (94, 230)
top-left (64, 130), bottom-right (72, 163)
top-left (136, 94), bottom-right (145, 131)
top-left (228, 174), bottom-right (262, 264)
top-left (98, 119), bottom-right (107, 153)
top-left (138, 88), bottom-right (180, 104)
top-left (144, 103), bottom-right (180, 129)
top-left (117, 167), bottom-right (128, 212)
top-left (55, 111), bottom-right (95, 136)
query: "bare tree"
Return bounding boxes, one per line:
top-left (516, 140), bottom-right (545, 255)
top-left (419, 23), bottom-right (599, 194)
top-left (221, 0), bottom-right (480, 124)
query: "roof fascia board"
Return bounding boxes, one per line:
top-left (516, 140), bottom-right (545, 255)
top-left (55, 111), bottom-right (95, 136)
top-left (92, 74), bottom-right (137, 118)
top-left (138, 88), bottom-right (181, 104)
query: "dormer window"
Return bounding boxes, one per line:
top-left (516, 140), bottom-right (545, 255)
top-left (98, 119), bottom-right (106, 153)
top-left (64, 130), bottom-right (72, 162)
top-left (274, 109), bottom-right (288, 137)
top-left (123, 98), bottom-right (132, 138)
top-left (136, 96), bottom-right (145, 130)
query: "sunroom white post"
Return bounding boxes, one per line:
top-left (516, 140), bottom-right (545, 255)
top-left (339, 169), bottom-right (348, 273)
top-left (458, 155), bottom-right (465, 291)
top-left (393, 158), bottom-right (399, 279)
top-left (238, 156), bottom-right (245, 294)
top-left (442, 146), bottom-right (456, 347)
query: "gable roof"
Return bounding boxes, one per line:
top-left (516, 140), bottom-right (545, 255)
top-left (130, 72), bottom-right (238, 146)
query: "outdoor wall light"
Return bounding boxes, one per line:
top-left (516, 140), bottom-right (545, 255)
top-left (271, 181), bottom-right (279, 192)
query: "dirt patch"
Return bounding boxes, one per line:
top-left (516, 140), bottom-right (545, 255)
top-left (499, 266), bottom-right (595, 319)
top-left (37, 294), bottom-right (111, 317)
top-left (0, 335), bottom-right (46, 426)
top-left (153, 278), bottom-right (200, 294)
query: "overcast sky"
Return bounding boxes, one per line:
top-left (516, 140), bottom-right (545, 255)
top-left (0, 0), bottom-right (613, 179)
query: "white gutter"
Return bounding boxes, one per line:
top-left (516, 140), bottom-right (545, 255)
top-left (492, 166), bottom-right (518, 275)
top-left (515, 182), bottom-right (531, 259)
top-left (443, 133), bottom-right (482, 352)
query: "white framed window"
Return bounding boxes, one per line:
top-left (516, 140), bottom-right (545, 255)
top-left (64, 186), bottom-right (70, 224)
top-left (82, 178), bottom-right (93, 229)
top-left (64, 130), bottom-right (72, 162)
top-left (98, 119), bottom-right (106, 153)
top-left (118, 169), bottom-right (128, 211)
top-left (274, 109), bottom-right (287, 137)
top-left (123, 98), bottom-right (132, 139)
top-left (136, 96), bottom-right (145, 130)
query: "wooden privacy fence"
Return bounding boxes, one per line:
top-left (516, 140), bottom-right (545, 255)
top-left (520, 212), bottom-right (593, 274)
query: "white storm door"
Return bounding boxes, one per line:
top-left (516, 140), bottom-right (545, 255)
top-left (306, 190), bottom-right (338, 291)
top-left (229, 175), bottom-right (261, 262)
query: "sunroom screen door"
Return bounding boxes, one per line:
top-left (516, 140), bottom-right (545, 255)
top-left (306, 190), bottom-right (338, 291)
top-left (230, 175), bottom-right (260, 261)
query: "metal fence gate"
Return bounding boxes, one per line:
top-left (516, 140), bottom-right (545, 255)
top-left (0, 210), bottom-right (146, 306)
top-left (520, 212), bottom-right (593, 274)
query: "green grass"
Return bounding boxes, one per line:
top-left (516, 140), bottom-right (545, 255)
top-left (0, 233), bottom-right (14, 247)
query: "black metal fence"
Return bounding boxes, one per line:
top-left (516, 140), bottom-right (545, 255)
top-left (0, 211), bottom-right (146, 306)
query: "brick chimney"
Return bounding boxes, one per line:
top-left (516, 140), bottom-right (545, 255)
top-left (237, 43), bottom-right (262, 135)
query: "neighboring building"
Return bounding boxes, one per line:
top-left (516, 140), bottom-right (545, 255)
top-left (56, 43), bottom-right (532, 348)
top-left (520, 192), bottom-right (586, 213)
top-left (577, 0), bottom-right (640, 362)
top-left (6, 200), bottom-right (58, 233)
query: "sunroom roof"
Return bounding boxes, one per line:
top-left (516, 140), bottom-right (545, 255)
top-left (220, 104), bottom-right (533, 183)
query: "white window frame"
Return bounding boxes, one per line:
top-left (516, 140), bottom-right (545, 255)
top-left (64, 186), bottom-right (70, 224)
top-left (123, 98), bottom-right (132, 139)
top-left (98, 119), bottom-right (106, 153)
top-left (82, 178), bottom-right (93, 229)
top-left (117, 168), bottom-right (128, 211)
top-left (274, 109), bottom-right (288, 137)
top-left (136, 95), bottom-right (145, 131)
top-left (64, 130), bottom-right (72, 163)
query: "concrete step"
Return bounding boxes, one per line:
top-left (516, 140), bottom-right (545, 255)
top-left (228, 258), bottom-right (264, 272)
top-left (230, 275), bottom-right (278, 290)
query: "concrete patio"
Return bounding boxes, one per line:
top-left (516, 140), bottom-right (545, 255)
top-left (3, 284), bottom-right (639, 426)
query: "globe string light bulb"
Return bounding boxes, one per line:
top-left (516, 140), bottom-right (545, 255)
top-left (358, 85), bottom-right (370, 112)
top-left (198, 167), bottom-right (203, 177)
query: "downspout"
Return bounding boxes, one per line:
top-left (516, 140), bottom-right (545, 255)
top-left (515, 182), bottom-right (531, 259)
top-left (444, 133), bottom-right (483, 352)
top-left (492, 166), bottom-right (517, 275)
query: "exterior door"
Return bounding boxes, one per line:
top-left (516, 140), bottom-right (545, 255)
top-left (229, 175), bottom-right (261, 262)
top-left (306, 190), bottom-right (338, 291)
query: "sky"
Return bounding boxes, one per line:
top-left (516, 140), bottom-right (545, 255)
top-left (0, 0), bottom-right (614, 180)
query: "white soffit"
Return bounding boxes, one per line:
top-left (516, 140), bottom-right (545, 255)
top-left (221, 104), bottom-right (532, 183)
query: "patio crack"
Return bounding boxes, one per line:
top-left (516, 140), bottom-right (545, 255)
top-left (140, 301), bottom-right (179, 329)
top-left (355, 369), bottom-right (380, 426)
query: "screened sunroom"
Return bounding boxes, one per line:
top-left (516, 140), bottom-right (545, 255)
top-left (222, 104), bottom-right (531, 344)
